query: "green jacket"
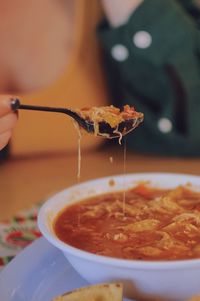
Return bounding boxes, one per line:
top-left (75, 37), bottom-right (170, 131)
top-left (98, 0), bottom-right (200, 157)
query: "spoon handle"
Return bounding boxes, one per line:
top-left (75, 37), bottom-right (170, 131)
top-left (11, 98), bottom-right (76, 117)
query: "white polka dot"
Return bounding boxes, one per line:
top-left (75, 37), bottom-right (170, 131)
top-left (158, 118), bottom-right (173, 133)
top-left (111, 44), bottom-right (129, 61)
top-left (133, 31), bottom-right (152, 49)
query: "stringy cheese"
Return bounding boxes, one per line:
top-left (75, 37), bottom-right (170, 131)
top-left (77, 105), bottom-right (143, 146)
top-left (113, 125), bottom-right (123, 145)
top-left (72, 105), bottom-right (143, 181)
top-left (73, 121), bottom-right (82, 180)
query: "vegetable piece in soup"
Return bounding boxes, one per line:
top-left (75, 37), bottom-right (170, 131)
top-left (53, 184), bottom-right (200, 261)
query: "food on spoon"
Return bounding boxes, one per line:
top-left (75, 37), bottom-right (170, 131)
top-left (77, 104), bottom-right (144, 137)
top-left (54, 183), bottom-right (200, 261)
top-left (52, 282), bottom-right (123, 301)
top-left (78, 105), bottom-right (143, 128)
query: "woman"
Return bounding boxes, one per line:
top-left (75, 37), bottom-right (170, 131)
top-left (1, 0), bottom-right (200, 156)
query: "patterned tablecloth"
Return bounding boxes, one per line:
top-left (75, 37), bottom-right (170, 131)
top-left (0, 204), bottom-right (42, 269)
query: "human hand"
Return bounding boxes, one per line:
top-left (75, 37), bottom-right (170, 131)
top-left (0, 95), bottom-right (18, 150)
top-left (101, 0), bottom-right (143, 27)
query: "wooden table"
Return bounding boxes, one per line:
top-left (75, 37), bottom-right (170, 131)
top-left (1, 146), bottom-right (200, 220)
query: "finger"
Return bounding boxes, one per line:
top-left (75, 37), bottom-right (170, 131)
top-left (0, 130), bottom-right (12, 151)
top-left (0, 112), bottom-right (18, 134)
top-left (0, 95), bottom-right (18, 117)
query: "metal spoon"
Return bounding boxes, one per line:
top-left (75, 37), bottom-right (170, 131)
top-left (11, 98), bottom-right (143, 139)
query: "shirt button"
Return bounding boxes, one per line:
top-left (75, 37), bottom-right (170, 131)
top-left (133, 31), bottom-right (152, 49)
top-left (158, 118), bottom-right (173, 133)
top-left (111, 44), bottom-right (129, 61)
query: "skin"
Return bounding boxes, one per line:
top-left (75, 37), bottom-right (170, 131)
top-left (0, 96), bottom-right (18, 150)
top-left (101, 0), bottom-right (143, 27)
top-left (0, 0), bottom-right (142, 151)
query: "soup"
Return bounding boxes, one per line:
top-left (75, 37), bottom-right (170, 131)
top-left (54, 183), bottom-right (200, 261)
top-left (78, 105), bottom-right (143, 132)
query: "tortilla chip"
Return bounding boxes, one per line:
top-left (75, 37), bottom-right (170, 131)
top-left (187, 296), bottom-right (200, 301)
top-left (52, 283), bottom-right (123, 301)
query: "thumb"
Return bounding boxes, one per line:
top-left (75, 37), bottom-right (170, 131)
top-left (0, 95), bottom-right (18, 117)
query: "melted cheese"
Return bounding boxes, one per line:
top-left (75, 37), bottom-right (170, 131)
top-left (54, 184), bottom-right (200, 261)
top-left (73, 121), bottom-right (82, 180)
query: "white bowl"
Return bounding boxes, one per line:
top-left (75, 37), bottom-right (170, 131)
top-left (38, 173), bottom-right (200, 301)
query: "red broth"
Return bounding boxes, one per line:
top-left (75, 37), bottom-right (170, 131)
top-left (54, 184), bottom-right (200, 261)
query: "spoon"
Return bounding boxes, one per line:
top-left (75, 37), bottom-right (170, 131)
top-left (11, 98), bottom-right (143, 139)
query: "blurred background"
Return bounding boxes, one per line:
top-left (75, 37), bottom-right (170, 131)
top-left (0, 0), bottom-right (108, 160)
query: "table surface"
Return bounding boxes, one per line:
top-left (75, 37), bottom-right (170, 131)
top-left (1, 146), bottom-right (200, 220)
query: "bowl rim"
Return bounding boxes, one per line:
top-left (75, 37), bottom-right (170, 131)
top-left (38, 172), bottom-right (200, 270)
